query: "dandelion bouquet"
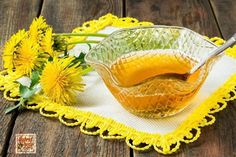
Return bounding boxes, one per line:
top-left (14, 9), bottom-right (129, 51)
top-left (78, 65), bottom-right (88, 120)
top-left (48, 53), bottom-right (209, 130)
top-left (3, 16), bottom-right (108, 113)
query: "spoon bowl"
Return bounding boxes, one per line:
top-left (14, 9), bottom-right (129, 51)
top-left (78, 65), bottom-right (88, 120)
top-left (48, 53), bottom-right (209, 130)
top-left (159, 33), bottom-right (236, 82)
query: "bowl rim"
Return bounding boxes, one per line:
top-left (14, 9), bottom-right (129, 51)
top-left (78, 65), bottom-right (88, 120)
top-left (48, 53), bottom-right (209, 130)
top-left (84, 25), bottom-right (218, 88)
top-left (85, 25), bottom-right (218, 65)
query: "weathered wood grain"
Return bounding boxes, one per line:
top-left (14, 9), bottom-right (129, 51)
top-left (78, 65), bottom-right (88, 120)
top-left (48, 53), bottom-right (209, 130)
top-left (209, 1), bottom-right (236, 155)
top-left (6, 0), bottom-right (130, 156)
top-left (41, 0), bottom-right (123, 33)
top-left (4, 0), bottom-right (236, 156)
top-left (209, 0), bottom-right (236, 39)
top-left (0, 0), bottom-right (42, 156)
top-left (133, 114), bottom-right (236, 157)
top-left (127, 0), bottom-right (236, 156)
top-left (7, 111), bottom-right (130, 157)
top-left (127, 0), bottom-right (220, 37)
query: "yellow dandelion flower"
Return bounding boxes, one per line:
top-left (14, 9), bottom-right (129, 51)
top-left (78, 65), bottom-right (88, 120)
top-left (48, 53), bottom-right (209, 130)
top-left (13, 38), bottom-right (42, 75)
top-left (40, 57), bottom-right (85, 105)
top-left (41, 27), bottom-right (54, 56)
top-left (3, 29), bottom-right (28, 69)
top-left (29, 16), bottom-right (50, 43)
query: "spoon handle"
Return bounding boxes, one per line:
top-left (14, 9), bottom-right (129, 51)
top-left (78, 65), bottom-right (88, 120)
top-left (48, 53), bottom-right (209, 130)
top-left (189, 33), bottom-right (236, 75)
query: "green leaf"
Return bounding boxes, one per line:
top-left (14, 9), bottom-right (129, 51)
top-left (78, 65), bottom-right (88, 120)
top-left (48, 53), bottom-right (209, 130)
top-left (80, 66), bottom-right (93, 75)
top-left (5, 100), bottom-right (23, 114)
top-left (64, 47), bottom-right (68, 57)
top-left (78, 52), bottom-right (86, 60)
top-left (20, 84), bottom-right (38, 99)
top-left (87, 43), bottom-right (92, 50)
top-left (48, 56), bottom-right (53, 62)
top-left (31, 71), bottom-right (40, 87)
top-left (75, 52), bottom-right (86, 64)
top-left (67, 53), bottom-right (86, 68)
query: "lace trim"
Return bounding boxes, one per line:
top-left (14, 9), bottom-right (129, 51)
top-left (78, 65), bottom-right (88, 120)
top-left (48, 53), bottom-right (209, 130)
top-left (1, 13), bottom-right (236, 154)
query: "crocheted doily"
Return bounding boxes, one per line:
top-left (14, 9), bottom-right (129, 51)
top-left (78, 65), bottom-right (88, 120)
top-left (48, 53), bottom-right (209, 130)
top-left (1, 14), bottom-right (236, 154)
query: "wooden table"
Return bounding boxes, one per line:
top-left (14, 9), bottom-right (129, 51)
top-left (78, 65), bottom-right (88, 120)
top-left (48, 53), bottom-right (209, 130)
top-left (0, 0), bottom-right (236, 156)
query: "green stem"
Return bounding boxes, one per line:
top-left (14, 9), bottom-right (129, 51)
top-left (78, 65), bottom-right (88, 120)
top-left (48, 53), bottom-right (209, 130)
top-left (5, 99), bottom-right (24, 114)
top-left (66, 40), bottom-right (100, 45)
top-left (54, 33), bottom-right (108, 38)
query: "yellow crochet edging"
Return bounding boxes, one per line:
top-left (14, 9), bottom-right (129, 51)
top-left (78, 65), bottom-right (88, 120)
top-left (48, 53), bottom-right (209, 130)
top-left (1, 13), bottom-right (236, 154)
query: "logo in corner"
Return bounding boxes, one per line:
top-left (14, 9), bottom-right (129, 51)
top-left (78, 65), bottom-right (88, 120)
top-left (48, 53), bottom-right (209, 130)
top-left (15, 134), bottom-right (36, 154)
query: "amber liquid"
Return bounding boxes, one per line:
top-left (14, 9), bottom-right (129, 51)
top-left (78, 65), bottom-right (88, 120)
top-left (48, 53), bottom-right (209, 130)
top-left (105, 50), bottom-right (203, 118)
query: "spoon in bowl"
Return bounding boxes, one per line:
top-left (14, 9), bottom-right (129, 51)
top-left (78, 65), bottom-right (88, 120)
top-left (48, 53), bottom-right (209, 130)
top-left (169, 33), bottom-right (236, 80)
top-left (108, 34), bottom-right (236, 87)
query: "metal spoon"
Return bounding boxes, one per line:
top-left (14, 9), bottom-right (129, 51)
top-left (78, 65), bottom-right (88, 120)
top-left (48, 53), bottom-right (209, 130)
top-left (170, 33), bottom-right (236, 80)
top-left (110, 34), bottom-right (236, 87)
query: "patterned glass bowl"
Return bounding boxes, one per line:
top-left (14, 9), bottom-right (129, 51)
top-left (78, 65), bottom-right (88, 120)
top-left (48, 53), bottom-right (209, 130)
top-left (85, 25), bottom-right (218, 118)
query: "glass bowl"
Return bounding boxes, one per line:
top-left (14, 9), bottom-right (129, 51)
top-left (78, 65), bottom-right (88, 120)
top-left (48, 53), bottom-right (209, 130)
top-left (85, 25), bottom-right (218, 118)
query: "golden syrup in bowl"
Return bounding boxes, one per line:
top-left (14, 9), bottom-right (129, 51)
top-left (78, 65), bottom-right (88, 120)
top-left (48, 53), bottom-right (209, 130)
top-left (103, 50), bottom-right (205, 118)
top-left (85, 26), bottom-right (218, 118)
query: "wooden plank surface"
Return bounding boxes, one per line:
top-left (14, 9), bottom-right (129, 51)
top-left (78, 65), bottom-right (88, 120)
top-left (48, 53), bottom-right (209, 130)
top-left (209, 0), bottom-right (236, 156)
top-left (41, 0), bottom-right (123, 33)
top-left (127, 0), bottom-right (220, 37)
top-left (1, 0), bottom-right (236, 156)
top-left (209, 0), bottom-right (236, 39)
top-left (7, 111), bottom-right (130, 157)
top-left (127, 0), bottom-right (235, 156)
top-left (6, 0), bottom-right (130, 156)
top-left (0, 0), bottom-right (42, 156)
